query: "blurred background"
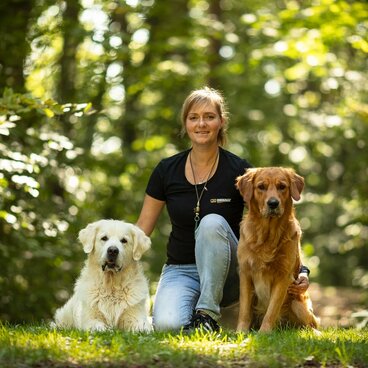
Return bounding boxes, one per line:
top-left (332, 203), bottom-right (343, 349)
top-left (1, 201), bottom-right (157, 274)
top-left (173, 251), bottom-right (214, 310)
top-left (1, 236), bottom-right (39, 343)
top-left (0, 0), bottom-right (367, 326)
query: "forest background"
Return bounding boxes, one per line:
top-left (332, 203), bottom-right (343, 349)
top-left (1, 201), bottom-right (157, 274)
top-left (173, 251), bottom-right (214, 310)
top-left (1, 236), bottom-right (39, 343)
top-left (0, 0), bottom-right (367, 324)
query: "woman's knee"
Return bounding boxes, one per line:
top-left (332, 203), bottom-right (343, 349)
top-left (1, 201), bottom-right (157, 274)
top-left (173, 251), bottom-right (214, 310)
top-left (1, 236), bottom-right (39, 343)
top-left (195, 214), bottom-right (232, 269)
top-left (197, 214), bottom-right (228, 237)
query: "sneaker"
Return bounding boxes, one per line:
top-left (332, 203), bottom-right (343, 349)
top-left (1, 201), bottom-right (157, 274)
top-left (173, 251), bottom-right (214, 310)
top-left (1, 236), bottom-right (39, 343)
top-left (184, 311), bottom-right (220, 333)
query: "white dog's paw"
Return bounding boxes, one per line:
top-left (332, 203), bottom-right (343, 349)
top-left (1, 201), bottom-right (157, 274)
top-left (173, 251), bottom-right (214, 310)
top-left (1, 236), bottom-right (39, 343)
top-left (133, 319), bottom-right (153, 332)
top-left (143, 323), bottom-right (153, 332)
top-left (88, 321), bottom-right (108, 332)
top-left (50, 321), bottom-right (57, 329)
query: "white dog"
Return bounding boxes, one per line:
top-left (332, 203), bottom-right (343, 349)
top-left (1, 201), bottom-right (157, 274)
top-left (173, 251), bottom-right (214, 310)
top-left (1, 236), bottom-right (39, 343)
top-left (53, 219), bottom-right (152, 332)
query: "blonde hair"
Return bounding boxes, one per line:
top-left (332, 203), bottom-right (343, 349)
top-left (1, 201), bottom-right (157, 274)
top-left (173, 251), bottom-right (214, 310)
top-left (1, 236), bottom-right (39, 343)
top-left (180, 86), bottom-right (229, 146)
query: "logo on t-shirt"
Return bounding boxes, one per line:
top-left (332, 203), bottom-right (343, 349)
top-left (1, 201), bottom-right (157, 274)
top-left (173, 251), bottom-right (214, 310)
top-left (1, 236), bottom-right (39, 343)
top-left (210, 198), bottom-right (232, 204)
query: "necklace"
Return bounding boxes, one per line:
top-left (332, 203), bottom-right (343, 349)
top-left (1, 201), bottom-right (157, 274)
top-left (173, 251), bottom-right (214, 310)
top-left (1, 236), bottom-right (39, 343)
top-left (189, 149), bottom-right (219, 230)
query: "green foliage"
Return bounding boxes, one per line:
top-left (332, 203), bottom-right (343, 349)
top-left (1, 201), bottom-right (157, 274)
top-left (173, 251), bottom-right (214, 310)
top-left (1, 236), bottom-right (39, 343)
top-left (0, 323), bottom-right (367, 368)
top-left (0, 88), bottom-right (91, 322)
top-left (0, 0), bottom-right (367, 322)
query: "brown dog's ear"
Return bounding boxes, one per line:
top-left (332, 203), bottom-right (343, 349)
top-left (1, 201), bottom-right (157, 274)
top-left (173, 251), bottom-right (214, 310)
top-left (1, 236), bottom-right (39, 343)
top-left (78, 221), bottom-right (100, 253)
top-left (130, 225), bottom-right (151, 261)
top-left (236, 168), bottom-right (257, 205)
top-left (289, 170), bottom-right (304, 201)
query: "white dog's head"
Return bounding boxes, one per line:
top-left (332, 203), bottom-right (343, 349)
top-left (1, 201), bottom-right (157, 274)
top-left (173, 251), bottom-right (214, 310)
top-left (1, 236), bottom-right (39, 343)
top-left (78, 220), bottom-right (151, 273)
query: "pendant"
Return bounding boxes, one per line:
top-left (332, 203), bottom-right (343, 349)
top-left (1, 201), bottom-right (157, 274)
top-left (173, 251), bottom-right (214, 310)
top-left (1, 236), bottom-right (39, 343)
top-left (194, 212), bottom-right (200, 230)
top-left (194, 204), bottom-right (200, 230)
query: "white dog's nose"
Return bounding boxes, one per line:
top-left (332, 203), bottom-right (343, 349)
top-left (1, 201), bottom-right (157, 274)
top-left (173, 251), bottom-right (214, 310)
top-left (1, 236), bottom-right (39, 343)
top-left (107, 246), bottom-right (119, 259)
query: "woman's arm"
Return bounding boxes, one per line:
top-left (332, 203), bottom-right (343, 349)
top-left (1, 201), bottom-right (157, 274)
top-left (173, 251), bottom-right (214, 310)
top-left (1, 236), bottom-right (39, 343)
top-left (136, 194), bottom-right (165, 236)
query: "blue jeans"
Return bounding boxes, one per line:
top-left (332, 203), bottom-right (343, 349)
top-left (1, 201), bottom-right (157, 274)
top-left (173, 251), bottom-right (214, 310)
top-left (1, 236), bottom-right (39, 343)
top-left (152, 214), bottom-right (239, 331)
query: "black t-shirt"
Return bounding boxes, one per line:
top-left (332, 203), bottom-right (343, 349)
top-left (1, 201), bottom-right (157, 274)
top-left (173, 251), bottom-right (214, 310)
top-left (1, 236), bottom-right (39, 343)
top-left (146, 147), bottom-right (253, 264)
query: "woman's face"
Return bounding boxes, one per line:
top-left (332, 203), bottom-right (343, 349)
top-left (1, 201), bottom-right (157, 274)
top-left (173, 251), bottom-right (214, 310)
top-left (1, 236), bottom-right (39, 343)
top-left (185, 102), bottom-right (223, 147)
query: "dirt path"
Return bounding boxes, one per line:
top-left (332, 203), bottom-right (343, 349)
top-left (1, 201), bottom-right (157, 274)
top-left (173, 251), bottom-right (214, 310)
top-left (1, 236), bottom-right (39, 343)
top-left (220, 283), bottom-right (368, 329)
top-left (309, 283), bottom-right (367, 328)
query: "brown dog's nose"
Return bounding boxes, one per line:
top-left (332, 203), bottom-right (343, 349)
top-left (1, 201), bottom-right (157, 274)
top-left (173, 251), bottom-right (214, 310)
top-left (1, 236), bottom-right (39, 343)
top-left (107, 246), bottom-right (119, 259)
top-left (267, 198), bottom-right (279, 209)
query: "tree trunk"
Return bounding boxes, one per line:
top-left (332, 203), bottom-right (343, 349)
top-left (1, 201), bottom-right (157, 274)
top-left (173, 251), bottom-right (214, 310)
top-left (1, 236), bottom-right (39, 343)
top-left (58, 0), bottom-right (84, 104)
top-left (0, 0), bottom-right (33, 93)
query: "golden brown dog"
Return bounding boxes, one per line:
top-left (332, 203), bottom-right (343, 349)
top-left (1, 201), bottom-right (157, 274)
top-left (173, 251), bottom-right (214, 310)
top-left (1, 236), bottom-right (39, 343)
top-left (236, 167), bottom-right (319, 332)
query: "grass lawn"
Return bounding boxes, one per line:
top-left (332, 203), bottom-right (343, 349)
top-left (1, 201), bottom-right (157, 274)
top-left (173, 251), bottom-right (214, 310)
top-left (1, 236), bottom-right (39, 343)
top-left (1, 323), bottom-right (367, 368)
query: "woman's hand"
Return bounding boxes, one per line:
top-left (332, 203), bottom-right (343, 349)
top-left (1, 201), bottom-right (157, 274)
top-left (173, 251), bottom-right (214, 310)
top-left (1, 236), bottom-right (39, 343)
top-left (288, 273), bottom-right (309, 296)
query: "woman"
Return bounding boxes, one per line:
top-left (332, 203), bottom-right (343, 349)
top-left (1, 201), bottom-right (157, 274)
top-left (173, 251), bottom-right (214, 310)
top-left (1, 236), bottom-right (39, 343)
top-left (137, 87), bottom-right (309, 332)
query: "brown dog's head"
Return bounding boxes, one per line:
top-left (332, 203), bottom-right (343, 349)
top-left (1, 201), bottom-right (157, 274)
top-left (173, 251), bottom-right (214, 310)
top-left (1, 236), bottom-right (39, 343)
top-left (236, 167), bottom-right (304, 218)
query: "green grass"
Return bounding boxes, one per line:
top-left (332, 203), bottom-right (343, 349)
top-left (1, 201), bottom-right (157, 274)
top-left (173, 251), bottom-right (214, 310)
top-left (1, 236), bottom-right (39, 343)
top-left (0, 323), bottom-right (367, 367)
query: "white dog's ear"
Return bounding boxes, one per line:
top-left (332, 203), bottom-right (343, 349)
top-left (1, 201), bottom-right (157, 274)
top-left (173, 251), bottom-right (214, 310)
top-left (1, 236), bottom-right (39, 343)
top-left (131, 225), bottom-right (151, 261)
top-left (78, 222), bottom-right (99, 253)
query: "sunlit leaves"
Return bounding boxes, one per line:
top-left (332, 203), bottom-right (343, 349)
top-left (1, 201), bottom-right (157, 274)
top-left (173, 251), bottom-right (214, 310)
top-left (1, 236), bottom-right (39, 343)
top-left (0, 88), bottom-right (91, 322)
top-left (0, 120), bottom-right (16, 136)
top-left (132, 135), bottom-right (167, 152)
